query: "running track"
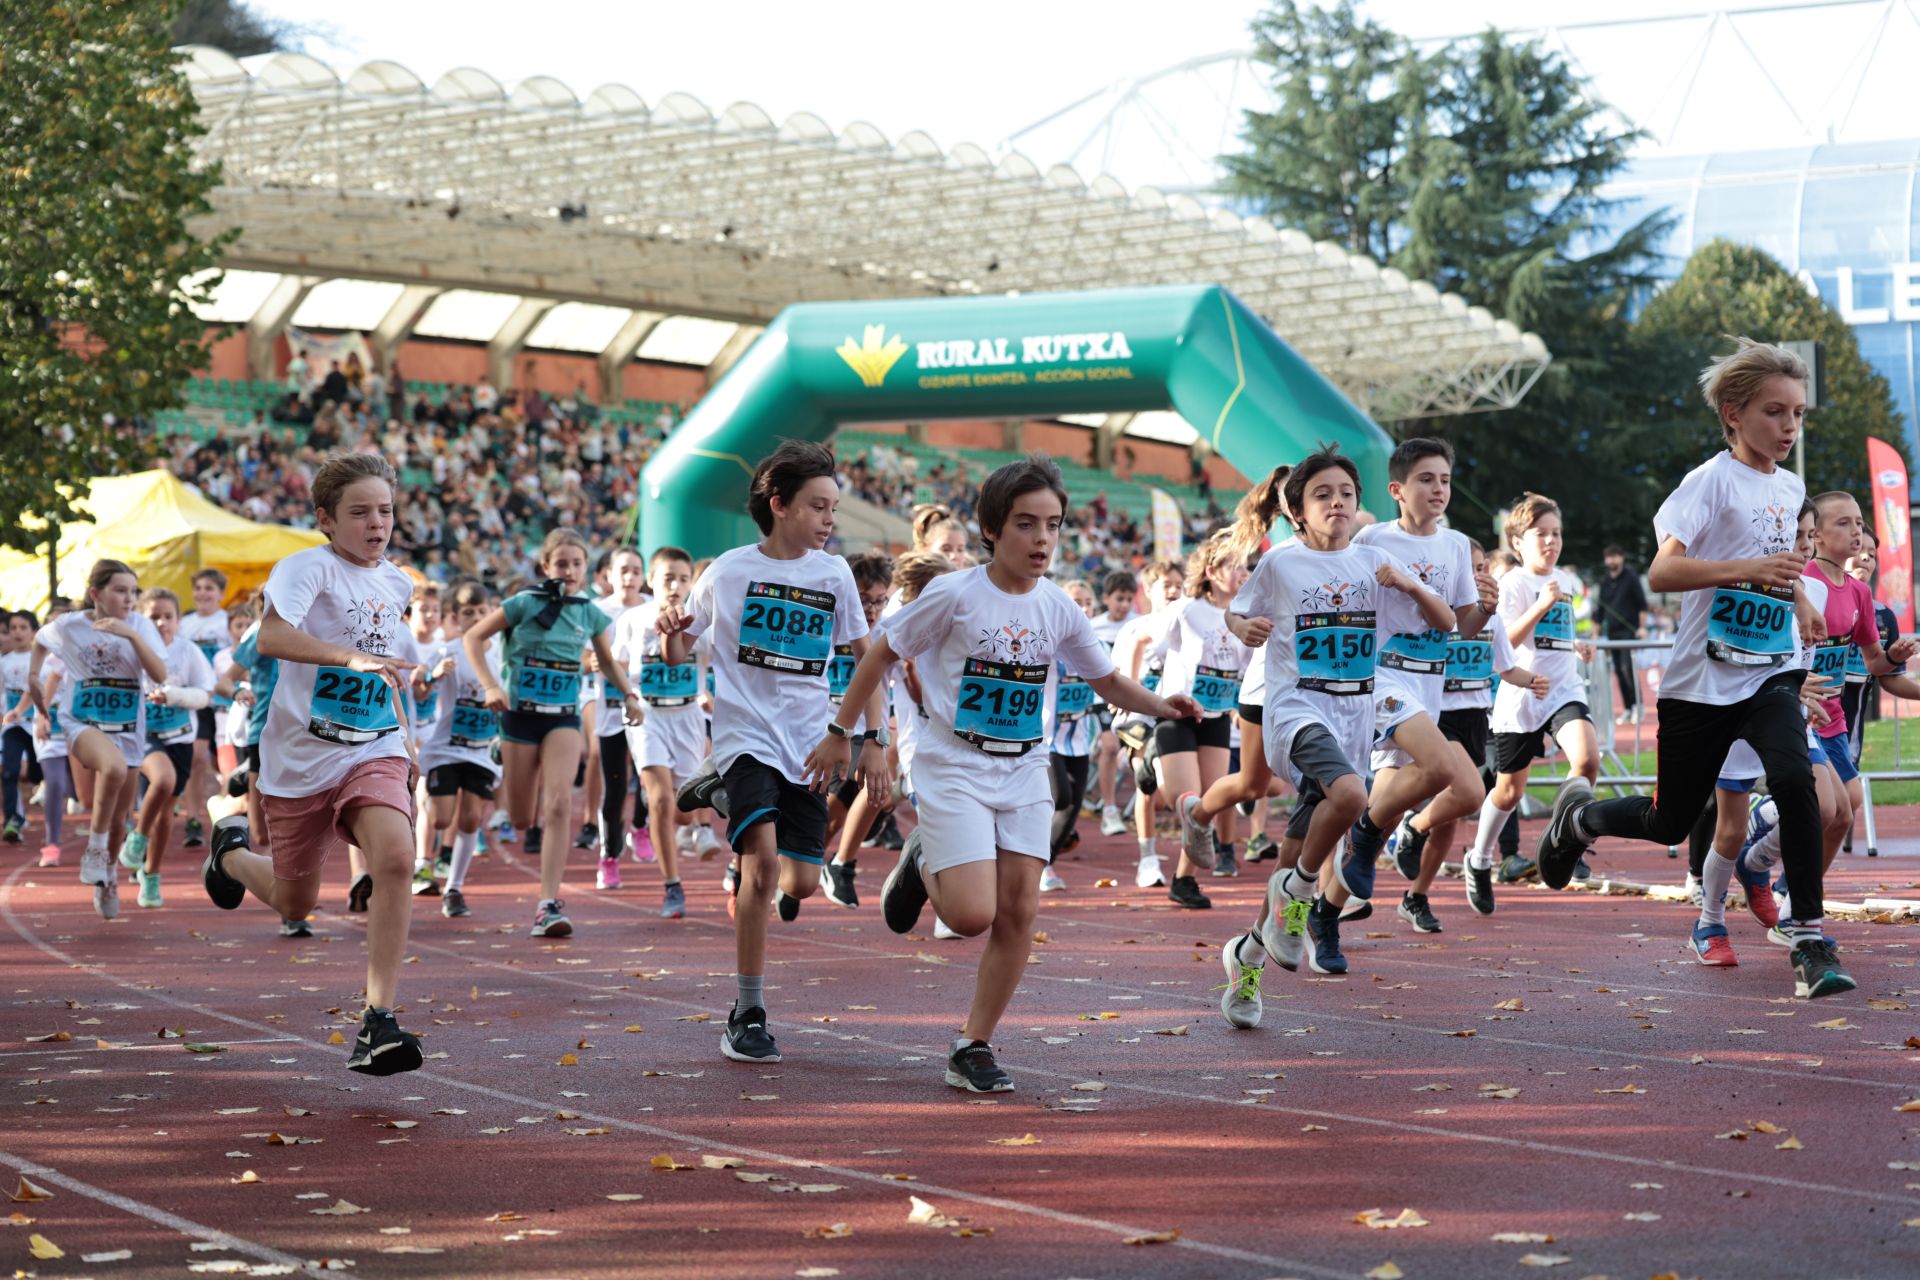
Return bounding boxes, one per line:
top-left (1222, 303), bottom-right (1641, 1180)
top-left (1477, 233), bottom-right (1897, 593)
top-left (5, 812), bottom-right (1919, 1279)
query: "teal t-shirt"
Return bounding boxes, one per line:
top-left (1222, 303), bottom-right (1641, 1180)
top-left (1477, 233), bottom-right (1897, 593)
top-left (500, 591), bottom-right (611, 714)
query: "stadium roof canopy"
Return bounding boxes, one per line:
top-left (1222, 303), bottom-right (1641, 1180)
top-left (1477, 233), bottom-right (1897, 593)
top-left (181, 47), bottom-right (1549, 429)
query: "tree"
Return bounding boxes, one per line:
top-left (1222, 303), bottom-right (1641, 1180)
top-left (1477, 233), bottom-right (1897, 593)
top-left (0, 1), bottom-right (234, 554)
top-left (169, 0), bottom-right (291, 55)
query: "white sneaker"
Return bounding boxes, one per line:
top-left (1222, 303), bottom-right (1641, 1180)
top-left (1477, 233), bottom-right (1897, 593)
top-left (79, 844), bottom-right (112, 887)
top-left (932, 915), bottom-right (961, 940)
top-left (1039, 865), bottom-right (1067, 893)
top-left (1684, 873), bottom-right (1704, 909)
top-left (675, 826), bottom-right (696, 853)
top-left (1100, 805), bottom-right (1127, 837)
top-left (1258, 868), bottom-right (1311, 973)
top-left (1134, 854), bottom-right (1165, 889)
top-left (94, 876), bottom-right (119, 920)
top-left (693, 826), bottom-right (726, 860)
top-left (1177, 792), bottom-right (1215, 867)
top-left (1219, 932), bottom-right (1264, 1029)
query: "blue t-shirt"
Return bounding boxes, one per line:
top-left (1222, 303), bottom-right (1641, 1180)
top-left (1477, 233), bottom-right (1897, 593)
top-left (500, 590), bottom-right (612, 715)
top-left (231, 624), bottom-right (280, 746)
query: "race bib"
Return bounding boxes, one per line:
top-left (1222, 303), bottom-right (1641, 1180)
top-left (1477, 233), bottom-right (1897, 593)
top-left (1705, 583), bottom-right (1793, 667)
top-left (1810, 638), bottom-right (1851, 685)
top-left (513, 657), bottom-right (580, 714)
top-left (1143, 664), bottom-right (1162, 695)
top-left (827, 644), bottom-right (857, 705)
top-left (1534, 601), bottom-right (1576, 652)
top-left (1190, 663), bottom-right (1243, 715)
top-left (739, 582), bottom-right (834, 675)
top-left (3, 687), bottom-right (27, 719)
top-left (954, 657), bottom-right (1047, 755)
top-left (1381, 628), bottom-right (1451, 675)
top-left (193, 638), bottom-right (220, 665)
top-left (72, 678), bottom-right (140, 732)
top-left (1055, 674), bottom-right (1094, 722)
top-left (415, 683), bottom-right (440, 723)
top-left (308, 666), bottom-right (400, 744)
top-left (1844, 642), bottom-right (1870, 685)
top-left (1294, 612), bottom-right (1376, 695)
top-left (145, 700), bottom-right (192, 740)
top-left (1442, 632), bottom-right (1494, 693)
top-left (639, 661), bottom-right (699, 707)
top-left (450, 697), bottom-right (499, 748)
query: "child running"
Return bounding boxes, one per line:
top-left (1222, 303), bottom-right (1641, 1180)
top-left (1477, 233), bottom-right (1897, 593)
top-left (2, 611), bottom-right (42, 846)
top-left (29, 560), bottom-right (168, 919)
top-left (178, 569), bottom-right (230, 850)
top-left (586, 547), bottom-right (649, 890)
top-left (120, 588), bottom-right (218, 908)
top-left (29, 654), bottom-right (71, 868)
top-left (1042, 578), bottom-right (1102, 891)
top-left (417, 579), bottom-right (501, 918)
top-left (198, 451), bottom-right (426, 1072)
top-left (837, 453), bottom-right (1201, 1092)
top-left (1535, 339), bottom-right (1910, 998)
top-left (1091, 571), bottom-right (1140, 837)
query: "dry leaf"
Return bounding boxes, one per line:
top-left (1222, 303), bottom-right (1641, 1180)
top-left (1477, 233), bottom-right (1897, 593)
top-left (326, 1031), bottom-right (346, 1045)
top-left (677, 1013), bottom-right (712, 1023)
top-left (379, 1120), bottom-right (418, 1130)
top-left (741, 1093), bottom-right (780, 1102)
top-left (379, 1246), bottom-right (445, 1255)
top-left (804, 1222), bottom-right (853, 1239)
top-left (1122, 1229), bottom-right (1182, 1246)
top-left (282, 1106), bottom-right (313, 1117)
top-left (1414, 1083), bottom-right (1452, 1092)
top-left (1071, 1082), bottom-right (1107, 1092)
top-left (1623, 1212), bottom-right (1662, 1222)
top-left (1094, 877), bottom-right (1117, 887)
top-left (1596, 1084), bottom-right (1645, 1094)
top-left (310, 1199), bottom-right (369, 1216)
top-left (650, 1155), bottom-right (692, 1171)
top-left (1491, 1232), bottom-right (1553, 1244)
top-left (988, 1134), bottom-right (1041, 1146)
top-left (1148, 1025), bottom-right (1190, 1036)
top-left (796, 1270), bottom-right (840, 1278)
top-left (184, 1043), bottom-right (225, 1054)
top-left (1896, 1100), bottom-right (1920, 1112)
top-left (1448, 1029), bottom-right (1476, 1038)
top-left (215, 1107), bottom-right (259, 1115)
top-left (81, 1250), bottom-right (133, 1262)
top-left (1517, 1254), bottom-right (1572, 1267)
top-left (231, 1170), bottom-right (260, 1185)
top-left (1716, 1130), bottom-right (1749, 1140)
top-left (558, 1052), bottom-right (580, 1066)
top-left (798, 1185), bottom-right (845, 1194)
top-left (431, 1108), bottom-right (466, 1116)
top-left (606, 1193), bottom-right (644, 1202)
top-left (1749, 1120), bottom-right (1782, 1134)
top-left (486, 1212), bottom-right (526, 1222)
top-left (1031, 931), bottom-right (1051, 944)
top-left (564, 1127), bottom-right (610, 1136)
top-left (1776, 1136), bottom-right (1805, 1150)
top-left (9, 1178), bottom-right (53, 1203)
top-left (907, 1196), bottom-right (959, 1228)
top-left (264, 1133), bottom-right (321, 1146)
top-left (1364, 1264), bottom-right (1404, 1280)
top-left (623, 1025), bottom-right (644, 1033)
top-left (23, 1031), bottom-right (72, 1043)
top-left (701, 1156), bottom-right (745, 1169)
top-left (1355, 1208), bottom-right (1430, 1230)
top-left (28, 1233), bottom-right (63, 1260)
top-left (1813, 1017), bottom-right (1857, 1030)
top-left (1301, 1124), bottom-right (1329, 1132)
top-left (1494, 998), bottom-right (1526, 1011)
top-left (1480, 1086), bottom-right (1521, 1100)
top-left (735, 1172), bottom-right (779, 1184)
top-left (479, 1126), bottom-right (512, 1135)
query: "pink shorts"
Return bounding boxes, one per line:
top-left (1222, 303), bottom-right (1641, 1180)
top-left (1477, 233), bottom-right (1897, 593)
top-left (261, 756), bottom-right (415, 882)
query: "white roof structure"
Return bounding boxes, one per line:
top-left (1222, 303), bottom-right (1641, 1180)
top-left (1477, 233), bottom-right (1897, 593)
top-left (181, 47), bottom-right (1548, 424)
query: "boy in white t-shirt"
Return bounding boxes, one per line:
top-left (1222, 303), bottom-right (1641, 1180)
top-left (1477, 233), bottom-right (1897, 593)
top-left (821, 454), bottom-right (1200, 1093)
top-left (178, 568), bottom-right (231, 851)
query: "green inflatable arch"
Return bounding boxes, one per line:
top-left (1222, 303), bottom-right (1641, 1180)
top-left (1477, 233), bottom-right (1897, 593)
top-left (638, 283), bottom-right (1392, 558)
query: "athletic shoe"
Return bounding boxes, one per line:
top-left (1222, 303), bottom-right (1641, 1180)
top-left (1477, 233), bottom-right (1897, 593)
top-left (722, 860), bottom-right (739, 895)
top-left (347, 872), bottom-right (373, 914)
top-left (433, 850), bottom-right (451, 880)
top-left (1259, 869), bottom-right (1312, 972)
top-left (677, 760), bottom-right (730, 818)
top-left (596, 856), bottom-right (622, 890)
top-left (932, 915), bottom-right (961, 939)
top-left (1132, 747), bottom-right (1158, 798)
top-left (183, 816), bottom-right (204, 848)
top-left (1304, 899), bottom-right (1348, 975)
top-left (629, 829), bottom-right (656, 862)
top-left (1337, 815), bottom-right (1383, 900)
top-left (93, 877), bottom-right (118, 920)
top-left (1397, 892), bottom-right (1442, 933)
top-left (722, 1005), bottom-right (780, 1063)
top-left (224, 769), bottom-right (250, 798)
top-left (1100, 805), bottom-right (1128, 837)
top-left (442, 887), bottom-right (470, 918)
top-left (1245, 832), bottom-right (1278, 863)
top-left (279, 916), bottom-right (313, 939)
top-left (676, 825), bottom-right (696, 854)
top-left (1218, 933), bottom-right (1265, 1029)
top-left (1497, 853), bottom-right (1538, 883)
top-left (1212, 845), bottom-right (1239, 878)
top-left (1684, 873), bottom-right (1705, 909)
top-left (1236, 797), bottom-right (1257, 817)
top-left (1766, 924), bottom-right (1794, 948)
top-left (777, 891), bottom-right (801, 922)
top-left (825, 861), bottom-right (859, 908)
top-left (1038, 865), bottom-right (1067, 893)
top-left (497, 821), bottom-right (518, 845)
top-left (660, 882), bottom-right (686, 919)
top-left (1572, 857), bottom-right (1593, 882)
top-left (530, 899), bottom-right (573, 938)
top-left (1134, 854), bottom-right (1166, 889)
top-left (410, 862), bottom-right (439, 896)
top-left (137, 871), bottom-right (162, 909)
top-left (1393, 814), bottom-right (1426, 882)
top-left (1742, 793), bottom-right (1775, 854)
top-left (118, 831), bottom-right (148, 871)
top-left (946, 1039), bottom-right (1014, 1092)
top-left (1733, 850), bottom-right (1779, 927)
top-left (872, 812), bottom-right (906, 851)
top-left (1690, 922), bottom-right (1736, 966)
top-left (1535, 776), bottom-right (1595, 890)
top-left (1791, 937), bottom-right (1856, 999)
top-left (202, 817), bottom-right (249, 910)
top-left (880, 831), bottom-right (929, 934)
top-left (1177, 792), bottom-right (1216, 868)
top-left (524, 824), bottom-right (544, 852)
top-left (574, 822), bottom-right (600, 850)
top-left (37, 843), bottom-right (60, 868)
top-left (1466, 863), bottom-right (1495, 916)
top-left (1, 818), bottom-right (19, 844)
top-left (346, 1008), bottom-right (423, 1076)
top-left (1167, 875), bottom-right (1212, 909)
top-left (1338, 897), bottom-right (1373, 923)
top-left (693, 826), bottom-right (727, 860)
top-left (79, 842), bottom-right (112, 887)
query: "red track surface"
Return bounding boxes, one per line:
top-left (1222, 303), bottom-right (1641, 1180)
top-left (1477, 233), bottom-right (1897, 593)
top-left (5, 805), bottom-right (1919, 1280)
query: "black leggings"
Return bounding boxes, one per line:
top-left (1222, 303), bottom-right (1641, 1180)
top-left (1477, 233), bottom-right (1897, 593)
top-left (1687, 794), bottom-right (1718, 879)
top-left (1584, 671), bottom-right (1823, 920)
top-left (1, 728), bottom-right (37, 826)
top-left (1610, 646), bottom-right (1638, 711)
top-left (1049, 753), bottom-right (1091, 860)
top-left (596, 732), bottom-right (648, 855)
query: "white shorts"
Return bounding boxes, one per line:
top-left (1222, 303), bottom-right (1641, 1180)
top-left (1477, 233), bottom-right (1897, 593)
top-left (71, 724), bottom-right (143, 768)
top-left (629, 709), bottom-right (705, 783)
top-left (1369, 688), bottom-right (1431, 773)
top-left (910, 756), bottom-right (1052, 871)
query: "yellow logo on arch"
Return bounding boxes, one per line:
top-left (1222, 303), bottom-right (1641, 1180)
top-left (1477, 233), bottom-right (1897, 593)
top-left (835, 324), bottom-right (908, 388)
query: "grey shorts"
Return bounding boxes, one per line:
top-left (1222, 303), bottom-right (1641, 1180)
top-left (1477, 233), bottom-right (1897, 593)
top-left (1280, 721), bottom-right (1363, 841)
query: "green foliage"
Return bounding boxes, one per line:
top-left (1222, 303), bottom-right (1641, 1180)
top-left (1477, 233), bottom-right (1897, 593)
top-left (0, 0), bottom-right (233, 552)
top-left (170, 0), bottom-right (292, 56)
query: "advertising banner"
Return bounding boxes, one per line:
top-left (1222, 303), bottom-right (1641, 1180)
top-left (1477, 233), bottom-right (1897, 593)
top-left (1150, 488), bottom-right (1183, 564)
top-left (1866, 436), bottom-right (1912, 629)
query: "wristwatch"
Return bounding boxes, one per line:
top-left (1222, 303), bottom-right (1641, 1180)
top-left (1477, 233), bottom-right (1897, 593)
top-left (826, 720), bottom-right (856, 739)
top-left (865, 725), bottom-right (892, 749)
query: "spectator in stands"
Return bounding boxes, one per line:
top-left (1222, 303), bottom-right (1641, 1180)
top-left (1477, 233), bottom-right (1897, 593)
top-left (285, 348), bottom-right (309, 395)
top-left (473, 375), bottom-right (498, 415)
top-left (320, 360), bottom-right (349, 406)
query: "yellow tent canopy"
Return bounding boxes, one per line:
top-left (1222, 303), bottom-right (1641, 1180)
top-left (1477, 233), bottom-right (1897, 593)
top-left (0, 470), bottom-right (326, 615)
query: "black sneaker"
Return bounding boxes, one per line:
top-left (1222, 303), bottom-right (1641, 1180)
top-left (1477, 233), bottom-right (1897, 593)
top-left (777, 891), bottom-right (801, 922)
top-left (183, 816), bottom-right (205, 848)
top-left (574, 822), bottom-right (600, 850)
top-left (873, 812), bottom-right (905, 851)
top-left (1132, 740), bottom-right (1159, 798)
top-left (278, 916), bottom-right (312, 939)
top-left (1497, 853), bottom-right (1538, 884)
top-left (1246, 832), bottom-right (1278, 862)
top-left (1572, 857), bottom-right (1593, 883)
top-left (858, 805), bottom-right (890, 847)
top-left (1791, 937), bottom-right (1857, 999)
top-left (1304, 899), bottom-right (1347, 975)
top-left (1167, 875), bottom-right (1212, 909)
top-left (224, 769), bottom-right (250, 798)
top-left (442, 887), bottom-right (469, 918)
top-left (524, 824), bottom-right (544, 852)
top-left (945, 1039), bottom-right (1014, 1093)
top-left (201, 816), bottom-right (250, 910)
top-left (1397, 892), bottom-right (1442, 934)
top-left (1212, 844), bottom-right (1239, 878)
top-left (347, 872), bottom-right (373, 913)
top-left (1467, 864), bottom-right (1495, 916)
top-left (880, 832), bottom-right (929, 934)
top-left (346, 1008), bottom-right (423, 1076)
top-left (1535, 777), bottom-right (1595, 890)
top-left (825, 861), bottom-right (859, 909)
top-left (676, 761), bottom-right (730, 818)
top-left (1393, 815), bottom-right (1427, 882)
top-left (722, 1005), bottom-right (781, 1063)
top-left (1338, 897), bottom-right (1373, 923)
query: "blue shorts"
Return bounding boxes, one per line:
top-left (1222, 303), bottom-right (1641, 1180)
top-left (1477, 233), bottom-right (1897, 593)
top-left (1814, 733), bottom-right (1859, 784)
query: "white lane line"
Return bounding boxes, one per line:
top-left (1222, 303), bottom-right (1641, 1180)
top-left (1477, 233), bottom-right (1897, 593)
top-left (0, 1037), bottom-right (299, 1061)
top-left (0, 1149), bottom-right (323, 1275)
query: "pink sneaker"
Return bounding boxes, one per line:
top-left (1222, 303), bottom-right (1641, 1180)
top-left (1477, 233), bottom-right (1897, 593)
top-left (596, 856), bottom-right (622, 890)
top-left (628, 830), bottom-right (656, 863)
top-left (37, 844), bottom-right (60, 868)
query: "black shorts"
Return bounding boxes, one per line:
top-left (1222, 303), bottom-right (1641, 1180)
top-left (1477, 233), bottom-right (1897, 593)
top-left (1437, 708), bottom-right (1490, 768)
top-left (1237, 701), bottom-right (1263, 727)
top-left (501, 709), bottom-right (581, 746)
top-left (1285, 776), bottom-right (1322, 840)
top-left (1491, 701), bottom-right (1591, 776)
top-left (195, 706), bottom-right (218, 743)
top-left (1153, 715), bottom-right (1231, 755)
top-left (161, 742), bottom-right (195, 796)
top-left (242, 742), bottom-right (261, 774)
top-left (833, 775), bottom-right (862, 808)
top-left (427, 762), bottom-right (498, 800)
top-left (724, 754), bottom-right (829, 864)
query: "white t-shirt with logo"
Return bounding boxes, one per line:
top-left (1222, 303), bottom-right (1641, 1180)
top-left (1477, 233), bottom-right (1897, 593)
top-left (420, 634), bottom-right (503, 776)
top-left (684, 544), bottom-right (867, 780)
top-left (1491, 566), bottom-right (1588, 734)
top-left (590, 596), bottom-right (641, 738)
top-left (613, 600), bottom-right (704, 723)
top-left (258, 546), bottom-right (417, 798)
top-left (39, 610), bottom-right (166, 745)
top-left (1, 649), bottom-right (33, 728)
top-left (145, 634), bottom-right (216, 745)
top-left (884, 566), bottom-right (1114, 805)
top-left (1653, 450), bottom-right (1807, 706)
top-left (1440, 616), bottom-right (1518, 713)
top-left (179, 608), bottom-right (230, 670)
top-left (1146, 597), bottom-right (1251, 720)
top-left (1355, 521), bottom-right (1477, 717)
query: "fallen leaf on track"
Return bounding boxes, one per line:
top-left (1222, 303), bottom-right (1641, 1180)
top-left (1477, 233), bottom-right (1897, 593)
top-left (1716, 1130), bottom-right (1749, 1140)
top-left (28, 1234), bottom-right (63, 1259)
top-left (1622, 1212), bottom-right (1661, 1222)
top-left (1355, 1208), bottom-right (1429, 1230)
top-left (650, 1155), bottom-right (692, 1171)
top-left (1491, 1232), bottom-right (1553, 1244)
top-left (1494, 998), bottom-right (1526, 1011)
top-left (264, 1133), bottom-right (321, 1146)
top-left (9, 1178), bottom-right (54, 1203)
top-left (326, 1031), bottom-right (346, 1045)
top-left (1122, 1229), bottom-right (1181, 1246)
top-left (606, 1194), bottom-right (644, 1202)
top-left (23, 1031), bottom-right (72, 1043)
top-left (1071, 1082), bottom-right (1107, 1092)
top-left (1148, 1025), bottom-right (1189, 1037)
top-left (1595, 1084), bottom-right (1645, 1094)
top-left (184, 1043), bottom-right (226, 1054)
top-left (1364, 1264), bottom-right (1403, 1280)
top-left (701, 1156), bottom-right (744, 1169)
top-left (804, 1223), bottom-right (853, 1239)
top-left (1517, 1253), bottom-right (1572, 1267)
top-left (677, 1013), bottom-right (712, 1023)
top-left (558, 1052), bottom-right (579, 1066)
top-left (230, 1170), bottom-right (260, 1185)
top-left (1813, 1017), bottom-right (1857, 1030)
top-left (310, 1200), bottom-right (368, 1216)
top-left (81, 1249), bottom-right (133, 1262)
top-left (1776, 1136), bottom-right (1805, 1150)
top-left (1749, 1120), bottom-right (1782, 1134)
top-left (989, 1134), bottom-right (1041, 1146)
top-left (907, 1196), bottom-right (959, 1228)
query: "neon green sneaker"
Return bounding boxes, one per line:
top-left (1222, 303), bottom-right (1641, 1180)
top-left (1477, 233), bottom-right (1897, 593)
top-left (137, 870), bottom-right (162, 909)
top-left (118, 832), bottom-right (149, 871)
top-left (1215, 933), bottom-right (1265, 1029)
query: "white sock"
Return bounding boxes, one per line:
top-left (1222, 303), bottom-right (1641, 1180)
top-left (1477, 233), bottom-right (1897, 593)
top-left (86, 830), bottom-right (108, 852)
top-left (1468, 797), bottom-right (1514, 869)
top-left (1235, 930), bottom-right (1266, 967)
top-left (1783, 915), bottom-right (1822, 940)
top-left (1745, 819), bottom-right (1784, 874)
top-left (447, 829), bottom-right (479, 892)
top-left (1699, 852), bottom-right (1734, 928)
top-left (1138, 837), bottom-right (1157, 860)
